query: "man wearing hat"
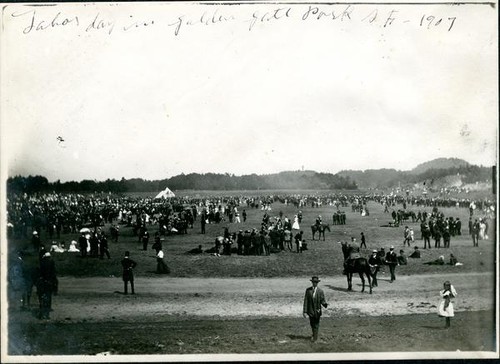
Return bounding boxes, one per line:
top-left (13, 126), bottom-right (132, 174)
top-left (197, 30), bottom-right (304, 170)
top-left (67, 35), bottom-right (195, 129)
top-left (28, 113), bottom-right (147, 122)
top-left (121, 251), bottom-right (137, 294)
top-left (37, 252), bottom-right (57, 319)
top-left (368, 250), bottom-right (382, 287)
top-left (385, 246), bottom-right (398, 282)
top-left (303, 276), bottom-right (329, 342)
top-left (409, 246), bottom-right (421, 258)
top-left (31, 231), bottom-right (41, 252)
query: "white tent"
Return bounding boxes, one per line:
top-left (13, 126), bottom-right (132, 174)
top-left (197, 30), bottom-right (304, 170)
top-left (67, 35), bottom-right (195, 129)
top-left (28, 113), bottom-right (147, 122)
top-left (155, 187), bottom-right (175, 199)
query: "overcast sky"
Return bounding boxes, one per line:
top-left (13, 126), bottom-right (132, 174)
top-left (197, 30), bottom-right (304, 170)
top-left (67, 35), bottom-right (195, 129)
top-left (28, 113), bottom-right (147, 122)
top-left (1, 2), bottom-right (497, 182)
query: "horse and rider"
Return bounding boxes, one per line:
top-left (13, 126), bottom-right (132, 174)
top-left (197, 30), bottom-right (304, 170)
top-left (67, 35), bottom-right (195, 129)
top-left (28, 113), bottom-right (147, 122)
top-left (311, 215), bottom-right (330, 241)
top-left (340, 241), bottom-right (372, 294)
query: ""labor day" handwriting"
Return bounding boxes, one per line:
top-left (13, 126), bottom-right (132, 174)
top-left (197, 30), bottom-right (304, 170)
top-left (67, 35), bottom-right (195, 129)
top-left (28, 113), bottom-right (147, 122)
top-left (8, 4), bottom-right (461, 37)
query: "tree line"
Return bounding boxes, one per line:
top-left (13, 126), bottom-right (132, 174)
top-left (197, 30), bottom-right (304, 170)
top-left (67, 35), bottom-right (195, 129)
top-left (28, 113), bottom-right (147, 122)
top-left (6, 171), bottom-right (358, 194)
top-left (6, 164), bottom-right (493, 194)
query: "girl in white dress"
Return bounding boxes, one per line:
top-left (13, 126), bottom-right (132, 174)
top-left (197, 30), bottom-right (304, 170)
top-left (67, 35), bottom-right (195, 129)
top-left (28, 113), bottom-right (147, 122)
top-left (479, 219), bottom-right (487, 240)
top-left (438, 281), bottom-right (457, 328)
top-left (292, 215), bottom-right (300, 230)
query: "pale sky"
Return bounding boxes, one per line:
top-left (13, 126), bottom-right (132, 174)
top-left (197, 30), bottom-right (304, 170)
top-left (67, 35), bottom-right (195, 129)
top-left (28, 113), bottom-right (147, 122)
top-left (1, 2), bottom-right (498, 182)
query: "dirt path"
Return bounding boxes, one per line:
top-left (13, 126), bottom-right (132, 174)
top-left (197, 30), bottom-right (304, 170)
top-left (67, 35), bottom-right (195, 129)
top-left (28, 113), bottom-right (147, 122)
top-left (34, 272), bottom-right (493, 322)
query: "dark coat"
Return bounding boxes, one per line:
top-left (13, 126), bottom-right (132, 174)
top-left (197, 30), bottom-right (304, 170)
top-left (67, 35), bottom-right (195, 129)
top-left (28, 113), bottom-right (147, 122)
top-left (385, 251), bottom-right (398, 265)
top-left (121, 257), bottom-right (137, 282)
top-left (303, 286), bottom-right (328, 318)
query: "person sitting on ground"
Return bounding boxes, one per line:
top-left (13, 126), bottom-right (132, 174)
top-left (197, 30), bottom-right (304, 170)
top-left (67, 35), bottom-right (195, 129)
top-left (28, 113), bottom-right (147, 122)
top-left (409, 246), bottom-right (421, 258)
top-left (68, 240), bottom-right (80, 253)
top-left (214, 236), bottom-right (224, 256)
top-left (397, 249), bottom-right (408, 265)
top-left (425, 255), bottom-right (445, 265)
top-left (449, 254), bottom-right (460, 266)
top-left (50, 242), bottom-right (66, 253)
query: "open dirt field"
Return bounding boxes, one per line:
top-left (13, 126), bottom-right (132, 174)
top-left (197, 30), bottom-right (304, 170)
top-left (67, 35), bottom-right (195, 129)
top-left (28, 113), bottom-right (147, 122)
top-left (4, 194), bottom-right (498, 360)
top-left (6, 271), bottom-right (497, 358)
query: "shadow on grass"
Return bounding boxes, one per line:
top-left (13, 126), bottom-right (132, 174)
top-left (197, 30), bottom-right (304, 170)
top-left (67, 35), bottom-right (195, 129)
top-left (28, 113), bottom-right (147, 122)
top-left (420, 325), bottom-right (448, 330)
top-left (324, 285), bottom-right (350, 292)
top-left (287, 334), bottom-right (311, 341)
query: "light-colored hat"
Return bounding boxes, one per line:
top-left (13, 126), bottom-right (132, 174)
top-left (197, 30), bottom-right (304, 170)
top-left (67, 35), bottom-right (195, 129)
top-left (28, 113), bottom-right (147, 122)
top-left (33, 231), bottom-right (38, 235)
top-left (390, 246), bottom-right (394, 250)
top-left (372, 249), bottom-right (378, 253)
top-left (43, 252), bottom-right (51, 257)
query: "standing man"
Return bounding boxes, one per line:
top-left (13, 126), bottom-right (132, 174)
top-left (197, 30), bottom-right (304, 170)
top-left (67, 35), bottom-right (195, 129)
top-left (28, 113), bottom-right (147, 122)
top-left (423, 222), bottom-right (431, 249)
top-left (368, 250), bottom-right (381, 287)
top-left (99, 233), bottom-right (111, 259)
top-left (121, 251), bottom-right (137, 295)
top-left (141, 228), bottom-right (150, 251)
top-left (472, 219), bottom-right (480, 247)
top-left (31, 231), bottom-right (41, 252)
top-left (360, 232), bottom-right (367, 249)
top-left (403, 226), bottom-right (411, 247)
top-left (37, 252), bottom-right (57, 320)
top-left (385, 246), bottom-right (398, 283)
top-left (78, 232), bottom-right (88, 258)
top-left (200, 213), bottom-right (206, 234)
top-left (295, 231), bottom-right (304, 253)
top-left (156, 249), bottom-right (170, 274)
top-left (303, 276), bottom-right (328, 342)
top-left (455, 218), bottom-right (461, 235)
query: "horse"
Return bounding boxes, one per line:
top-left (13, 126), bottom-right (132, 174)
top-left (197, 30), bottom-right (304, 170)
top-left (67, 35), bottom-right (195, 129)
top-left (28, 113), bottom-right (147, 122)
top-left (340, 241), bottom-right (372, 294)
top-left (311, 224), bottom-right (330, 241)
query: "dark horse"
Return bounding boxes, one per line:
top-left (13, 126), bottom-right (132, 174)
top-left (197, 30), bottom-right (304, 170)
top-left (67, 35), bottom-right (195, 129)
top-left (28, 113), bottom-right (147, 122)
top-left (340, 241), bottom-right (372, 294)
top-left (311, 224), bottom-right (330, 241)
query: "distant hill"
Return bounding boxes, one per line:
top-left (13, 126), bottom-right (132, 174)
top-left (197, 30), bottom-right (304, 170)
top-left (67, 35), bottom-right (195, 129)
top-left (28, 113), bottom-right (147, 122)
top-left (336, 169), bottom-right (404, 189)
top-left (337, 158), bottom-right (492, 189)
top-left (7, 158), bottom-right (493, 194)
top-left (410, 158), bottom-right (471, 175)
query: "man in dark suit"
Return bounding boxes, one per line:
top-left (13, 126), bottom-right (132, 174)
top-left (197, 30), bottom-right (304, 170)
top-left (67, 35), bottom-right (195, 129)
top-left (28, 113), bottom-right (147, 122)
top-left (37, 252), bottom-right (57, 319)
top-left (121, 251), bottom-right (137, 294)
top-left (360, 232), bottom-right (367, 249)
top-left (78, 233), bottom-right (88, 258)
top-left (303, 276), bottom-right (328, 342)
top-left (385, 246), bottom-right (398, 282)
top-left (368, 250), bottom-right (381, 287)
top-left (409, 246), bottom-right (421, 258)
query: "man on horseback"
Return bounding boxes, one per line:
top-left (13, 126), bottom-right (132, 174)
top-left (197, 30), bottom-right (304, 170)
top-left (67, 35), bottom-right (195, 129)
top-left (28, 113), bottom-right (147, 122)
top-left (315, 215), bottom-right (322, 227)
top-left (342, 240), bottom-right (361, 275)
top-left (340, 241), bottom-right (372, 293)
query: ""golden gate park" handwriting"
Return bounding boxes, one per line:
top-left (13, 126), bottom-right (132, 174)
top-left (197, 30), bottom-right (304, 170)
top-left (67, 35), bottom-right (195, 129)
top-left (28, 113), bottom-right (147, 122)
top-left (8, 4), bottom-right (462, 37)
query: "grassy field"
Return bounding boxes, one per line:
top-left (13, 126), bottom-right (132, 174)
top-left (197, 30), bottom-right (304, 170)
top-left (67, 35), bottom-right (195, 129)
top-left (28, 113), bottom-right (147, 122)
top-left (8, 310), bottom-right (495, 355)
top-left (5, 190), bottom-right (497, 357)
top-left (9, 193), bottom-right (496, 279)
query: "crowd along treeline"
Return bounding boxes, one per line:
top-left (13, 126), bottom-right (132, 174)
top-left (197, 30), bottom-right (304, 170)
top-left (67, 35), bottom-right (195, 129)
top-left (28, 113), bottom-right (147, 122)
top-left (6, 171), bottom-right (358, 194)
top-left (6, 164), bottom-right (494, 195)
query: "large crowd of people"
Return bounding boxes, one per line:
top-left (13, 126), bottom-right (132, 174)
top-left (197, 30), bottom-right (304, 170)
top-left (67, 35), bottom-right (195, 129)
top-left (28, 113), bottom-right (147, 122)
top-left (6, 188), bottom-right (495, 321)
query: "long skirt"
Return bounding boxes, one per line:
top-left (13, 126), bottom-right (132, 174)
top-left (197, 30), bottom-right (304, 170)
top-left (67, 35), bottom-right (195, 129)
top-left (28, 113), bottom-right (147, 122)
top-left (438, 300), bottom-right (454, 317)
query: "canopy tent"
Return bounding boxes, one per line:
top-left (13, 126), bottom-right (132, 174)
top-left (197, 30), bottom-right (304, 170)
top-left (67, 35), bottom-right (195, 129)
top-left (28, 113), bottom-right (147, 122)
top-left (155, 187), bottom-right (175, 199)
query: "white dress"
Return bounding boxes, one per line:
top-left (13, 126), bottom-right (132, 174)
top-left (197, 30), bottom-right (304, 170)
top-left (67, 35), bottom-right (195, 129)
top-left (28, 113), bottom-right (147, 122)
top-left (438, 285), bottom-right (457, 317)
top-left (292, 216), bottom-right (300, 230)
top-left (479, 222), bottom-right (486, 240)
